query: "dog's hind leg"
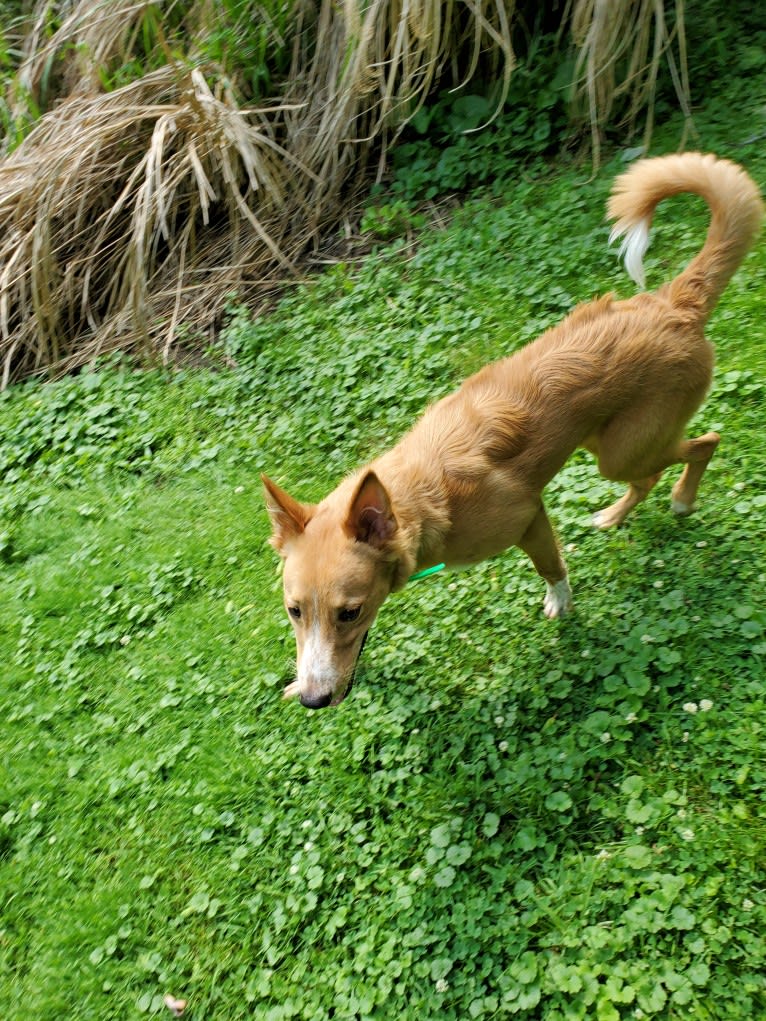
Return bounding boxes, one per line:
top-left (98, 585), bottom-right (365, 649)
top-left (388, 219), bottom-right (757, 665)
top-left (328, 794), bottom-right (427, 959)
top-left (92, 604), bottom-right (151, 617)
top-left (670, 431), bottom-right (720, 515)
top-left (517, 504), bottom-right (573, 618)
top-left (592, 472), bottom-right (663, 529)
top-left (593, 430), bottom-right (721, 527)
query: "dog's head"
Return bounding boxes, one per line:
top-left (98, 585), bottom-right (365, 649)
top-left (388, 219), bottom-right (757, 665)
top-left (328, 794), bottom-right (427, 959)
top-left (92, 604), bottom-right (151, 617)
top-left (262, 470), bottom-right (401, 708)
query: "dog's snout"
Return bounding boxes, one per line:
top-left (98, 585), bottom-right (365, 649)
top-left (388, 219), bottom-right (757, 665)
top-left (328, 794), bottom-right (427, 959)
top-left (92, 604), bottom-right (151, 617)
top-left (299, 691), bottom-right (334, 710)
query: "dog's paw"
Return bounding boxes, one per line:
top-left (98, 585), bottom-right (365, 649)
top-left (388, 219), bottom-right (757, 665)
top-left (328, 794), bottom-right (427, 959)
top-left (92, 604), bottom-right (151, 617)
top-left (544, 578), bottom-right (573, 619)
top-left (592, 508), bottom-right (622, 529)
top-left (670, 498), bottom-right (697, 516)
top-left (283, 680), bottom-right (301, 700)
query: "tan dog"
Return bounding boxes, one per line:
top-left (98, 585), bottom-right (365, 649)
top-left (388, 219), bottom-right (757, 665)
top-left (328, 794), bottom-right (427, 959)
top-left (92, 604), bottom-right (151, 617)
top-left (263, 152), bottom-right (763, 709)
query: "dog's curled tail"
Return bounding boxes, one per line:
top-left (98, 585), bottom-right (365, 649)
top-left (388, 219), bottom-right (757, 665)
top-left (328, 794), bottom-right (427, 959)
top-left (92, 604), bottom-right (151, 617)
top-left (608, 152), bottom-right (763, 321)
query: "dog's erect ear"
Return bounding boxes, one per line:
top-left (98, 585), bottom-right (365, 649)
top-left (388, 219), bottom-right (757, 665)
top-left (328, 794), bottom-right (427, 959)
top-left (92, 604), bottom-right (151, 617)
top-left (261, 474), bottom-right (312, 551)
top-left (346, 471), bottom-right (397, 549)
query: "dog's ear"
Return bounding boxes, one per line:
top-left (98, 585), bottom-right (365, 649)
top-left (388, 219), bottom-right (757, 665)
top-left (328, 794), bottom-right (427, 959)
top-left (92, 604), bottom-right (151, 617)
top-left (346, 471), bottom-right (397, 549)
top-left (261, 474), bottom-right (312, 551)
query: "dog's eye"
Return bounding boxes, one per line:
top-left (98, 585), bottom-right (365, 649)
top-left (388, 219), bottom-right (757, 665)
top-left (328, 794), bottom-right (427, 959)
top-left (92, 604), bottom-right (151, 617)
top-left (338, 606), bottom-right (361, 623)
top-left (287, 606), bottom-right (301, 621)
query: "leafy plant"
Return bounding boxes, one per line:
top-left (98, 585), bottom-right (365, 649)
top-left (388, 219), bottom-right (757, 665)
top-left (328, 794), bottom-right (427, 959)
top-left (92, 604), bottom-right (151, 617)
top-left (386, 41), bottom-right (573, 202)
top-left (360, 200), bottom-right (427, 240)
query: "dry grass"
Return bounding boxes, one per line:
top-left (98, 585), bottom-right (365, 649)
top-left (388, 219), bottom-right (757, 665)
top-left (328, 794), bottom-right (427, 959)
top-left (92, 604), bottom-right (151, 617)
top-left (0, 65), bottom-right (310, 384)
top-left (0, 0), bottom-right (689, 386)
top-left (569, 0), bottom-right (691, 168)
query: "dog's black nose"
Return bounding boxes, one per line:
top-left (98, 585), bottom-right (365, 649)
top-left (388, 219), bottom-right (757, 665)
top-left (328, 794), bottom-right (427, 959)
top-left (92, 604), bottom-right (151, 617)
top-left (300, 691), bottom-right (333, 710)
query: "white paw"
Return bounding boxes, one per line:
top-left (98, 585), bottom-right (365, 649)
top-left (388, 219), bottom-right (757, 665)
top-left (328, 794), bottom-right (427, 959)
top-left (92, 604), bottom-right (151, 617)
top-left (283, 680), bottom-right (301, 700)
top-left (592, 509), bottom-right (621, 529)
top-left (671, 498), bottom-right (696, 516)
top-left (544, 578), bottom-right (573, 619)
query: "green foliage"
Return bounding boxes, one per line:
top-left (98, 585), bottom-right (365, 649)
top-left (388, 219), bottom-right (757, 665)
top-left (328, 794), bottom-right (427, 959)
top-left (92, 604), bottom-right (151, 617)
top-left (0, 2), bottom-right (23, 70)
top-left (387, 39), bottom-right (573, 201)
top-left (88, 0), bottom-right (294, 100)
top-left (1, 78), bottom-right (766, 1020)
top-left (684, 1), bottom-right (766, 89)
top-left (381, 8), bottom-right (766, 205)
top-left (0, 1), bottom-right (32, 143)
top-left (193, 0), bottom-right (294, 99)
top-left (89, 0), bottom-right (297, 100)
top-left (360, 200), bottom-right (427, 241)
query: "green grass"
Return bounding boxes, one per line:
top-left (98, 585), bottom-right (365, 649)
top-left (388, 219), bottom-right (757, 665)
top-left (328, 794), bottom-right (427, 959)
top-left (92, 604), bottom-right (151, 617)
top-left (1, 78), bottom-right (766, 1020)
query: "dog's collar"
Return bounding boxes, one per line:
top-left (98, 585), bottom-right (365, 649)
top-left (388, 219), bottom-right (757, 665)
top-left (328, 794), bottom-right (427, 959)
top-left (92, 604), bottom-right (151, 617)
top-left (409, 562), bottom-right (446, 582)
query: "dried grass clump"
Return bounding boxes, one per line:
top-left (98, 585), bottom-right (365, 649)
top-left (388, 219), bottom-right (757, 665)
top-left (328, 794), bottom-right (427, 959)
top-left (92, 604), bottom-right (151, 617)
top-left (1, 0), bottom-right (517, 385)
top-left (568, 0), bottom-right (690, 168)
top-left (15, 0), bottom-right (158, 98)
top-left (0, 0), bottom-right (688, 386)
top-left (0, 66), bottom-right (313, 384)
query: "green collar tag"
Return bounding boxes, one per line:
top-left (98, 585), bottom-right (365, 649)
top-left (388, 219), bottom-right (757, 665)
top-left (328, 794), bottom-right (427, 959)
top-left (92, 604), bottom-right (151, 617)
top-left (409, 562), bottom-right (446, 582)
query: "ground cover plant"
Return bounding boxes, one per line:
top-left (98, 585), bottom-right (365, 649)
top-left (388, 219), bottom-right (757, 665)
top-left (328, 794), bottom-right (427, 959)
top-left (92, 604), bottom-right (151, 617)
top-left (1, 69), bottom-right (766, 1021)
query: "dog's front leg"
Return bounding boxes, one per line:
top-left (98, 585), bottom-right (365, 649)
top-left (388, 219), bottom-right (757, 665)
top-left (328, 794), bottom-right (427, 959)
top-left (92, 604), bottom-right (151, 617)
top-left (517, 503), bottom-right (573, 619)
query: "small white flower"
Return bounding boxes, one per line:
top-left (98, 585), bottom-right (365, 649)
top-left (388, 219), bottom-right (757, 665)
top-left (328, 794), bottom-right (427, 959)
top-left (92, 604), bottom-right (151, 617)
top-left (625, 712), bottom-right (638, 723)
top-left (653, 559), bottom-right (665, 568)
top-left (680, 828), bottom-right (695, 841)
top-left (695, 540), bottom-right (707, 548)
top-left (641, 634), bottom-right (654, 644)
top-left (234, 485), bottom-right (245, 494)
top-left (683, 702), bottom-right (698, 714)
top-left (743, 898), bottom-right (754, 911)
top-left (304, 841), bottom-right (314, 852)
top-left (435, 978), bottom-right (449, 993)
top-left (677, 808), bottom-right (687, 819)
top-left (699, 699), bottom-right (714, 712)
top-left (302, 819), bottom-right (313, 829)
top-left (120, 635), bottom-right (131, 646)
top-left (565, 542), bottom-right (577, 553)
top-left (498, 741), bottom-right (509, 753)
top-left (289, 864), bottom-right (299, 875)
top-left (494, 716), bottom-right (505, 726)
top-left (635, 826), bottom-right (645, 835)
top-left (600, 732), bottom-right (611, 743)
top-left (596, 849), bottom-right (611, 861)
top-left (653, 579), bottom-right (664, 589)
top-left (682, 731), bottom-right (690, 743)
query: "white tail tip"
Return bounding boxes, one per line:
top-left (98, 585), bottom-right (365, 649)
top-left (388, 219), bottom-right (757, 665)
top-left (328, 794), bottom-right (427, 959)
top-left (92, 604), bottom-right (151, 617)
top-left (609, 218), bottom-right (650, 289)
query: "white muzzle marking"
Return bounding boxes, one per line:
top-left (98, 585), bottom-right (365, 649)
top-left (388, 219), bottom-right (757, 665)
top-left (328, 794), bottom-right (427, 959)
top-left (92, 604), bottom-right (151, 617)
top-left (297, 620), bottom-right (338, 700)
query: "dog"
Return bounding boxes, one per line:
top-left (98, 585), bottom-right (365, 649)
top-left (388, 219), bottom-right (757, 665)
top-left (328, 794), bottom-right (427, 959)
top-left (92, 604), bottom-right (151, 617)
top-left (263, 152), bottom-right (763, 709)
